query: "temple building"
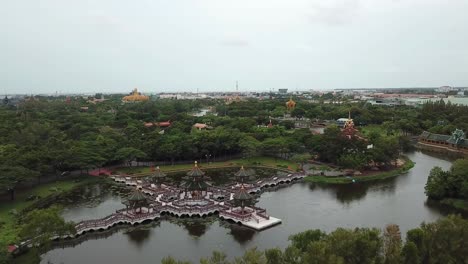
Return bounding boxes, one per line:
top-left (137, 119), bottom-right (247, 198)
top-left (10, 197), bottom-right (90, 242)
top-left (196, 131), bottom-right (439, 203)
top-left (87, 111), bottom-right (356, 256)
top-left (341, 112), bottom-right (358, 139)
top-left (418, 129), bottom-right (468, 156)
top-left (234, 166), bottom-right (251, 184)
top-left (286, 97), bottom-right (296, 110)
top-left (148, 166), bottom-right (167, 187)
top-left (232, 185), bottom-right (256, 214)
top-left (122, 189), bottom-right (151, 214)
top-left (122, 88), bottom-right (149, 102)
top-left (3, 95), bottom-right (10, 105)
top-left (182, 161), bottom-right (210, 198)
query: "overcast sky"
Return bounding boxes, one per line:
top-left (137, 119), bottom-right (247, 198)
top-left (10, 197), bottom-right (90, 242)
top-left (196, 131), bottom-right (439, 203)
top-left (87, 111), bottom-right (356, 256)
top-left (1, 0), bottom-right (468, 94)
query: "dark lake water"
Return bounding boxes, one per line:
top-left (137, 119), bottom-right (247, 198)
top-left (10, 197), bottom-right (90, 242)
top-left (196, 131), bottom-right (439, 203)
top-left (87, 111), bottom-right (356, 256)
top-left (41, 151), bottom-right (455, 263)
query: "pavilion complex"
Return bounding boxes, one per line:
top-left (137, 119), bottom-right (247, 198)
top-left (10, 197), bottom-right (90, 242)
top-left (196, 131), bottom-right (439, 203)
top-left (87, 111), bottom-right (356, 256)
top-left (122, 88), bottom-right (149, 102)
top-left (418, 129), bottom-right (468, 156)
top-left (69, 163), bottom-right (307, 237)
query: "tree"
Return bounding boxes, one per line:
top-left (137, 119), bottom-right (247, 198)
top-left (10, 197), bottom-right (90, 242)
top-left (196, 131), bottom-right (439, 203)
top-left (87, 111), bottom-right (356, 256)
top-left (383, 224), bottom-right (402, 264)
top-left (234, 247), bottom-right (267, 264)
top-left (400, 242), bottom-right (420, 264)
top-left (291, 153), bottom-right (312, 170)
top-left (161, 256), bottom-right (191, 264)
top-left (324, 228), bottom-right (383, 264)
top-left (115, 147), bottom-right (147, 166)
top-left (19, 207), bottom-right (76, 250)
top-left (239, 136), bottom-right (260, 160)
top-left (424, 167), bottom-right (449, 200)
top-left (0, 241), bottom-right (10, 264)
top-left (264, 248), bottom-right (284, 264)
top-left (337, 153), bottom-right (368, 170)
top-left (0, 166), bottom-right (39, 200)
top-left (290, 108), bottom-right (306, 118)
top-left (200, 251), bottom-right (230, 264)
top-left (289, 229), bottom-right (326, 252)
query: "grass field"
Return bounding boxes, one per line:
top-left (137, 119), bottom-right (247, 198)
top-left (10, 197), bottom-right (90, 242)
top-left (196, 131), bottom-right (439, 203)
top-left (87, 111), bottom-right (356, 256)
top-left (304, 157), bottom-right (415, 185)
top-left (117, 156), bottom-right (299, 175)
top-left (0, 176), bottom-right (101, 245)
top-left (360, 125), bottom-right (388, 136)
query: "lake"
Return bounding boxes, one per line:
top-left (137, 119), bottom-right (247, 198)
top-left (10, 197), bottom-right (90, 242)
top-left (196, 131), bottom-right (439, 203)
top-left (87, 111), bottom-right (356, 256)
top-left (41, 151), bottom-right (455, 263)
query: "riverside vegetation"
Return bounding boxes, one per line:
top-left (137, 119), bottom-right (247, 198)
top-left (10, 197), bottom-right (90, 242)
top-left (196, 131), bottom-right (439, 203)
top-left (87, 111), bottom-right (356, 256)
top-left (160, 215), bottom-right (468, 264)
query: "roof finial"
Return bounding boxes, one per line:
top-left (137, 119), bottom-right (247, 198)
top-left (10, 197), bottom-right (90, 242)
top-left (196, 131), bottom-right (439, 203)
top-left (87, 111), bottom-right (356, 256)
top-left (194, 160), bottom-right (198, 167)
top-left (348, 110), bottom-right (351, 119)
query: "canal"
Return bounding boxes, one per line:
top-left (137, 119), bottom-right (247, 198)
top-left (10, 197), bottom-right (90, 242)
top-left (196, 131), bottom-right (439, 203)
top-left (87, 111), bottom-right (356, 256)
top-left (41, 151), bottom-right (454, 263)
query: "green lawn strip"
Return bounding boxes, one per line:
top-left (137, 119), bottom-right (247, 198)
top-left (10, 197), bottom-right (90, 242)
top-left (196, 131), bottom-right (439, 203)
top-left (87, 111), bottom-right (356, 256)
top-left (360, 125), bottom-right (387, 136)
top-left (116, 156), bottom-right (299, 175)
top-left (304, 156), bottom-right (415, 185)
top-left (0, 176), bottom-right (100, 245)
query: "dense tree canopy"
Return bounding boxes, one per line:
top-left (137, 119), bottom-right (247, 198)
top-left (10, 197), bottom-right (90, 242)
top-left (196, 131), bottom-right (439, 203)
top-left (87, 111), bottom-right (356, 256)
top-left (1, 95), bottom-right (467, 195)
top-left (162, 215), bottom-right (468, 264)
top-left (425, 159), bottom-right (468, 200)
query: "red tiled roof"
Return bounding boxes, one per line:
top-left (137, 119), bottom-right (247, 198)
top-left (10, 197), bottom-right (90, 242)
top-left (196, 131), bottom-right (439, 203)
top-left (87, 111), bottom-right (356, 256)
top-left (157, 121), bottom-right (171, 127)
top-left (7, 245), bottom-right (17, 253)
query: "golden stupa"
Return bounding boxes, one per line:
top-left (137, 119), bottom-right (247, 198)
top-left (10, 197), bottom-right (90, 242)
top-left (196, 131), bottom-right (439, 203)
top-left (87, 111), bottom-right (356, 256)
top-left (122, 88), bottom-right (149, 102)
top-left (286, 96), bottom-right (296, 110)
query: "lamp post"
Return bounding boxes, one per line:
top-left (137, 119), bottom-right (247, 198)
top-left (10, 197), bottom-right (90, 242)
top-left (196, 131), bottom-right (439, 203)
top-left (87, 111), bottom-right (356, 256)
top-left (205, 154), bottom-right (212, 164)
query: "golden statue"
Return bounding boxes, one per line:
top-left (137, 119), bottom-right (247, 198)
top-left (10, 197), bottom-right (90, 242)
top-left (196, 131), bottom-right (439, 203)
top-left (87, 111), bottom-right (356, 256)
top-left (122, 88), bottom-right (149, 102)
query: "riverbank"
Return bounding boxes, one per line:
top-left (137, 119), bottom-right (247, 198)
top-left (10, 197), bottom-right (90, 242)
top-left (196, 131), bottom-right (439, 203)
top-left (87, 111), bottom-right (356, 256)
top-left (438, 198), bottom-right (468, 212)
top-left (116, 156), bottom-right (299, 175)
top-left (0, 176), bottom-right (103, 246)
top-left (304, 156), bottom-right (415, 184)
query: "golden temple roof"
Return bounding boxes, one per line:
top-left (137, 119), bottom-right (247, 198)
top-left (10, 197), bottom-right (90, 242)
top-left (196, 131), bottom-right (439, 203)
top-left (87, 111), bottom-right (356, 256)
top-left (122, 88), bottom-right (149, 102)
top-left (286, 96), bottom-right (296, 110)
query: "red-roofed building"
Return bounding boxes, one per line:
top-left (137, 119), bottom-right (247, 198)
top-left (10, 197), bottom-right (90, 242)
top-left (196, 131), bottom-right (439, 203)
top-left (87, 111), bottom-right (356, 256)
top-left (193, 123), bottom-right (209, 130)
top-left (144, 121), bottom-right (171, 128)
top-left (156, 121), bottom-right (171, 127)
top-left (7, 245), bottom-right (17, 253)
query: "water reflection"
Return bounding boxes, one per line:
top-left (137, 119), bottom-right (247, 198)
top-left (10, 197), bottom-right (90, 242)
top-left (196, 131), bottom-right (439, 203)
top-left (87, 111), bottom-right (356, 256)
top-left (333, 184), bottom-right (369, 204)
top-left (125, 227), bottom-right (153, 248)
top-left (226, 224), bottom-right (257, 244)
top-left (170, 217), bottom-right (214, 237)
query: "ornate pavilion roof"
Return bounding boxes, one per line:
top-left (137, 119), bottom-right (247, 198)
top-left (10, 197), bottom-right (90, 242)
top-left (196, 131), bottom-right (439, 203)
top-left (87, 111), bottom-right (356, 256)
top-left (182, 179), bottom-right (210, 191)
top-left (152, 166), bottom-right (167, 178)
top-left (447, 129), bottom-right (466, 145)
top-left (235, 166), bottom-right (250, 178)
top-left (127, 189), bottom-right (148, 201)
top-left (187, 161), bottom-right (205, 177)
top-left (233, 186), bottom-right (253, 201)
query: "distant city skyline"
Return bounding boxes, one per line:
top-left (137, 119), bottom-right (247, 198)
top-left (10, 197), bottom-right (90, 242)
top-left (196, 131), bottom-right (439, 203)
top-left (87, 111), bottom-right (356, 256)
top-left (2, 0), bottom-right (468, 94)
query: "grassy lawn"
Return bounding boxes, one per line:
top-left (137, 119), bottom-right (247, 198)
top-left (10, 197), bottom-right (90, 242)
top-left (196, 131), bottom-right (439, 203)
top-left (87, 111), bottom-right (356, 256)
top-left (0, 176), bottom-right (101, 245)
top-left (360, 125), bottom-right (387, 136)
top-left (304, 157), bottom-right (415, 185)
top-left (116, 156), bottom-right (299, 175)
